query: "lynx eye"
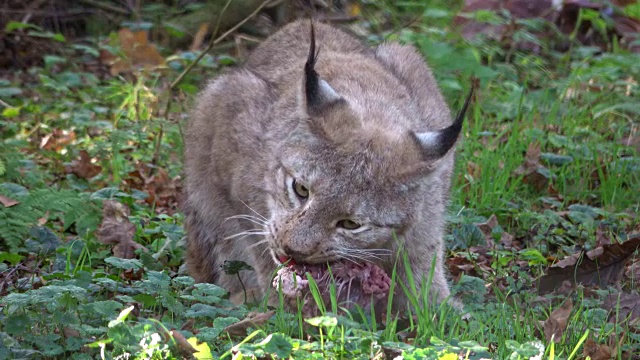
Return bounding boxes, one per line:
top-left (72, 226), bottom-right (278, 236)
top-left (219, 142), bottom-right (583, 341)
top-left (292, 179), bottom-right (309, 199)
top-left (337, 219), bottom-right (361, 230)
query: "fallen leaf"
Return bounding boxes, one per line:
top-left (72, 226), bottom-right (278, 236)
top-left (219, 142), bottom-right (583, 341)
top-left (603, 292), bottom-right (640, 325)
top-left (583, 338), bottom-right (612, 360)
top-left (538, 234), bottom-right (640, 294)
top-left (66, 150), bottom-right (102, 179)
top-left (95, 200), bottom-right (147, 259)
top-left (223, 311), bottom-right (275, 337)
top-left (514, 142), bottom-right (552, 192)
top-left (621, 125), bottom-right (640, 153)
top-left (474, 214), bottom-right (517, 249)
top-left (455, 0), bottom-right (555, 50)
top-left (121, 267), bottom-right (145, 281)
top-left (625, 259), bottom-right (640, 283)
top-left (124, 165), bottom-right (181, 213)
top-left (62, 326), bottom-right (81, 338)
top-left (0, 195), bottom-right (19, 208)
top-left (104, 28), bottom-right (165, 75)
top-left (456, 0), bottom-right (640, 54)
top-left (190, 23), bottom-right (209, 51)
top-left (37, 211), bottom-right (49, 226)
top-left (169, 330), bottom-right (197, 356)
top-left (447, 255), bottom-right (478, 280)
top-left (596, 224), bottom-right (613, 247)
top-left (144, 168), bottom-right (180, 209)
top-left (543, 299), bottom-right (573, 343)
top-left (40, 129), bottom-right (76, 151)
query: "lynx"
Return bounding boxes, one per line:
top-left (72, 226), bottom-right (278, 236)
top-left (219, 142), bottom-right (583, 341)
top-left (183, 20), bottom-right (472, 309)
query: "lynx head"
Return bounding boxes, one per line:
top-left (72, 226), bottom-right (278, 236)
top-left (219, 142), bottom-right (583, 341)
top-left (264, 24), bottom-right (472, 265)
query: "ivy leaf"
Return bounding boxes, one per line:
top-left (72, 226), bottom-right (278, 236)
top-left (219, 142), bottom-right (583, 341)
top-left (3, 314), bottom-right (31, 335)
top-left (196, 317), bottom-right (241, 342)
top-left (30, 285), bottom-right (87, 304)
top-left (172, 276), bottom-right (195, 287)
top-left (185, 304), bottom-right (219, 319)
top-left (0, 252), bottom-right (23, 265)
top-left (2, 293), bottom-right (29, 310)
top-left (36, 334), bottom-right (64, 356)
top-left (262, 333), bottom-right (293, 358)
top-left (25, 226), bottom-right (61, 254)
top-left (84, 300), bottom-right (124, 319)
top-left (191, 283), bottom-right (227, 304)
top-left (133, 293), bottom-right (158, 308)
top-left (222, 260), bottom-right (254, 275)
top-left (305, 315), bottom-right (338, 327)
top-left (104, 256), bottom-right (143, 270)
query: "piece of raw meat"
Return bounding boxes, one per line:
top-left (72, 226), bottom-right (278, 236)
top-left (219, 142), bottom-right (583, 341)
top-left (272, 260), bottom-right (392, 317)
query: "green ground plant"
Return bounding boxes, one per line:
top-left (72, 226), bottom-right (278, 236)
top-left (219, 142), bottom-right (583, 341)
top-left (0, 0), bottom-right (639, 359)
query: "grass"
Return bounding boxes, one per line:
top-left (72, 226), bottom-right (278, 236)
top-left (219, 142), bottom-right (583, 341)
top-left (0, 0), bottom-right (639, 359)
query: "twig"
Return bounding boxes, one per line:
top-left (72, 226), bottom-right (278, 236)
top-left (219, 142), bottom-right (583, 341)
top-left (77, 0), bottom-right (129, 15)
top-left (161, 0), bottom-right (235, 119)
top-left (169, 0), bottom-right (271, 90)
top-left (154, 0), bottom-right (270, 165)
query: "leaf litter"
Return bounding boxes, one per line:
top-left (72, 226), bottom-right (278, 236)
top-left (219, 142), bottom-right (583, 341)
top-left (95, 200), bottom-right (147, 259)
top-left (538, 234), bottom-right (640, 294)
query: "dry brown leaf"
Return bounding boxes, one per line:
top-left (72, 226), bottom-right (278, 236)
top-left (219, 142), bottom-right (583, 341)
top-left (124, 165), bottom-right (181, 213)
top-left (62, 326), bottom-right (81, 338)
top-left (190, 23), bottom-right (209, 51)
top-left (145, 168), bottom-right (179, 207)
top-left (37, 211), bottom-right (49, 226)
top-left (223, 311), bottom-right (275, 337)
top-left (625, 259), bottom-right (640, 283)
top-left (121, 267), bottom-right (145, 281)
top-left (66, 150), bottom-right (102, 179)
top-left (543, 299), bottom-right (573, 343)
top-left (40, 129), bottom-right (76, 151)
top-left (169, 330), bottom-right (197, 356)
top-left (474, 214), bottom-right (517, 249)
top-left (596, 224), bottom-right (613, 247)
top-left (604, 292), bottom-right (640, 325)
top-left (96, 200), bottom-right (147, 259)
top-left (455, 0), bottom-right (554, 47)
top-left (538, 234), bottom-right (640, 294)
top-left (514, 142), bottom-right (551, 192)
top-left (106, 28), bottom-right (165, 75)
top-left (0, 195), bottom-right (19, 208)
top-left (475, 214), bottom-right (498, 247)
top-left (583, 338), bottom-right (613, 360)
top-left (621, 126), bottom-right (640, 153)
top-left (447, 255), bottom-right (478, 280)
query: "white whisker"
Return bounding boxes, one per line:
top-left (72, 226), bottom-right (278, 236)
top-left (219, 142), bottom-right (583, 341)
top-left (260, 246), bottom-right (271, 257)
top-left (333, 251), bottom-right (360, 265)
top-left (225, 214), bottom-right (268, 226)
top-left (239, 200), bottom-right (268, 221)
top-left (224, 230), bottom-right (269, 240)
top-left (248, 239), bottom-right (270, 250)
top-left (335, 249), bottom-right (371, 264)
top-left (338, 248), bottom-right (390, 262)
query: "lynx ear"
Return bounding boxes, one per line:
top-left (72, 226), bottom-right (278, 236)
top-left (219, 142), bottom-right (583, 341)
top-left (412, 87), bottom-right (473, 159)
top-left (304, 22), bottom-right (342, 114)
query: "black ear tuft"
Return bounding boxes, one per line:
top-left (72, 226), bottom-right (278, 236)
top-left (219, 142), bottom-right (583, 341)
top-left (434, 86), bottom-right (474, 157)
top-left (304, 21), bottom-right (322, 109)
